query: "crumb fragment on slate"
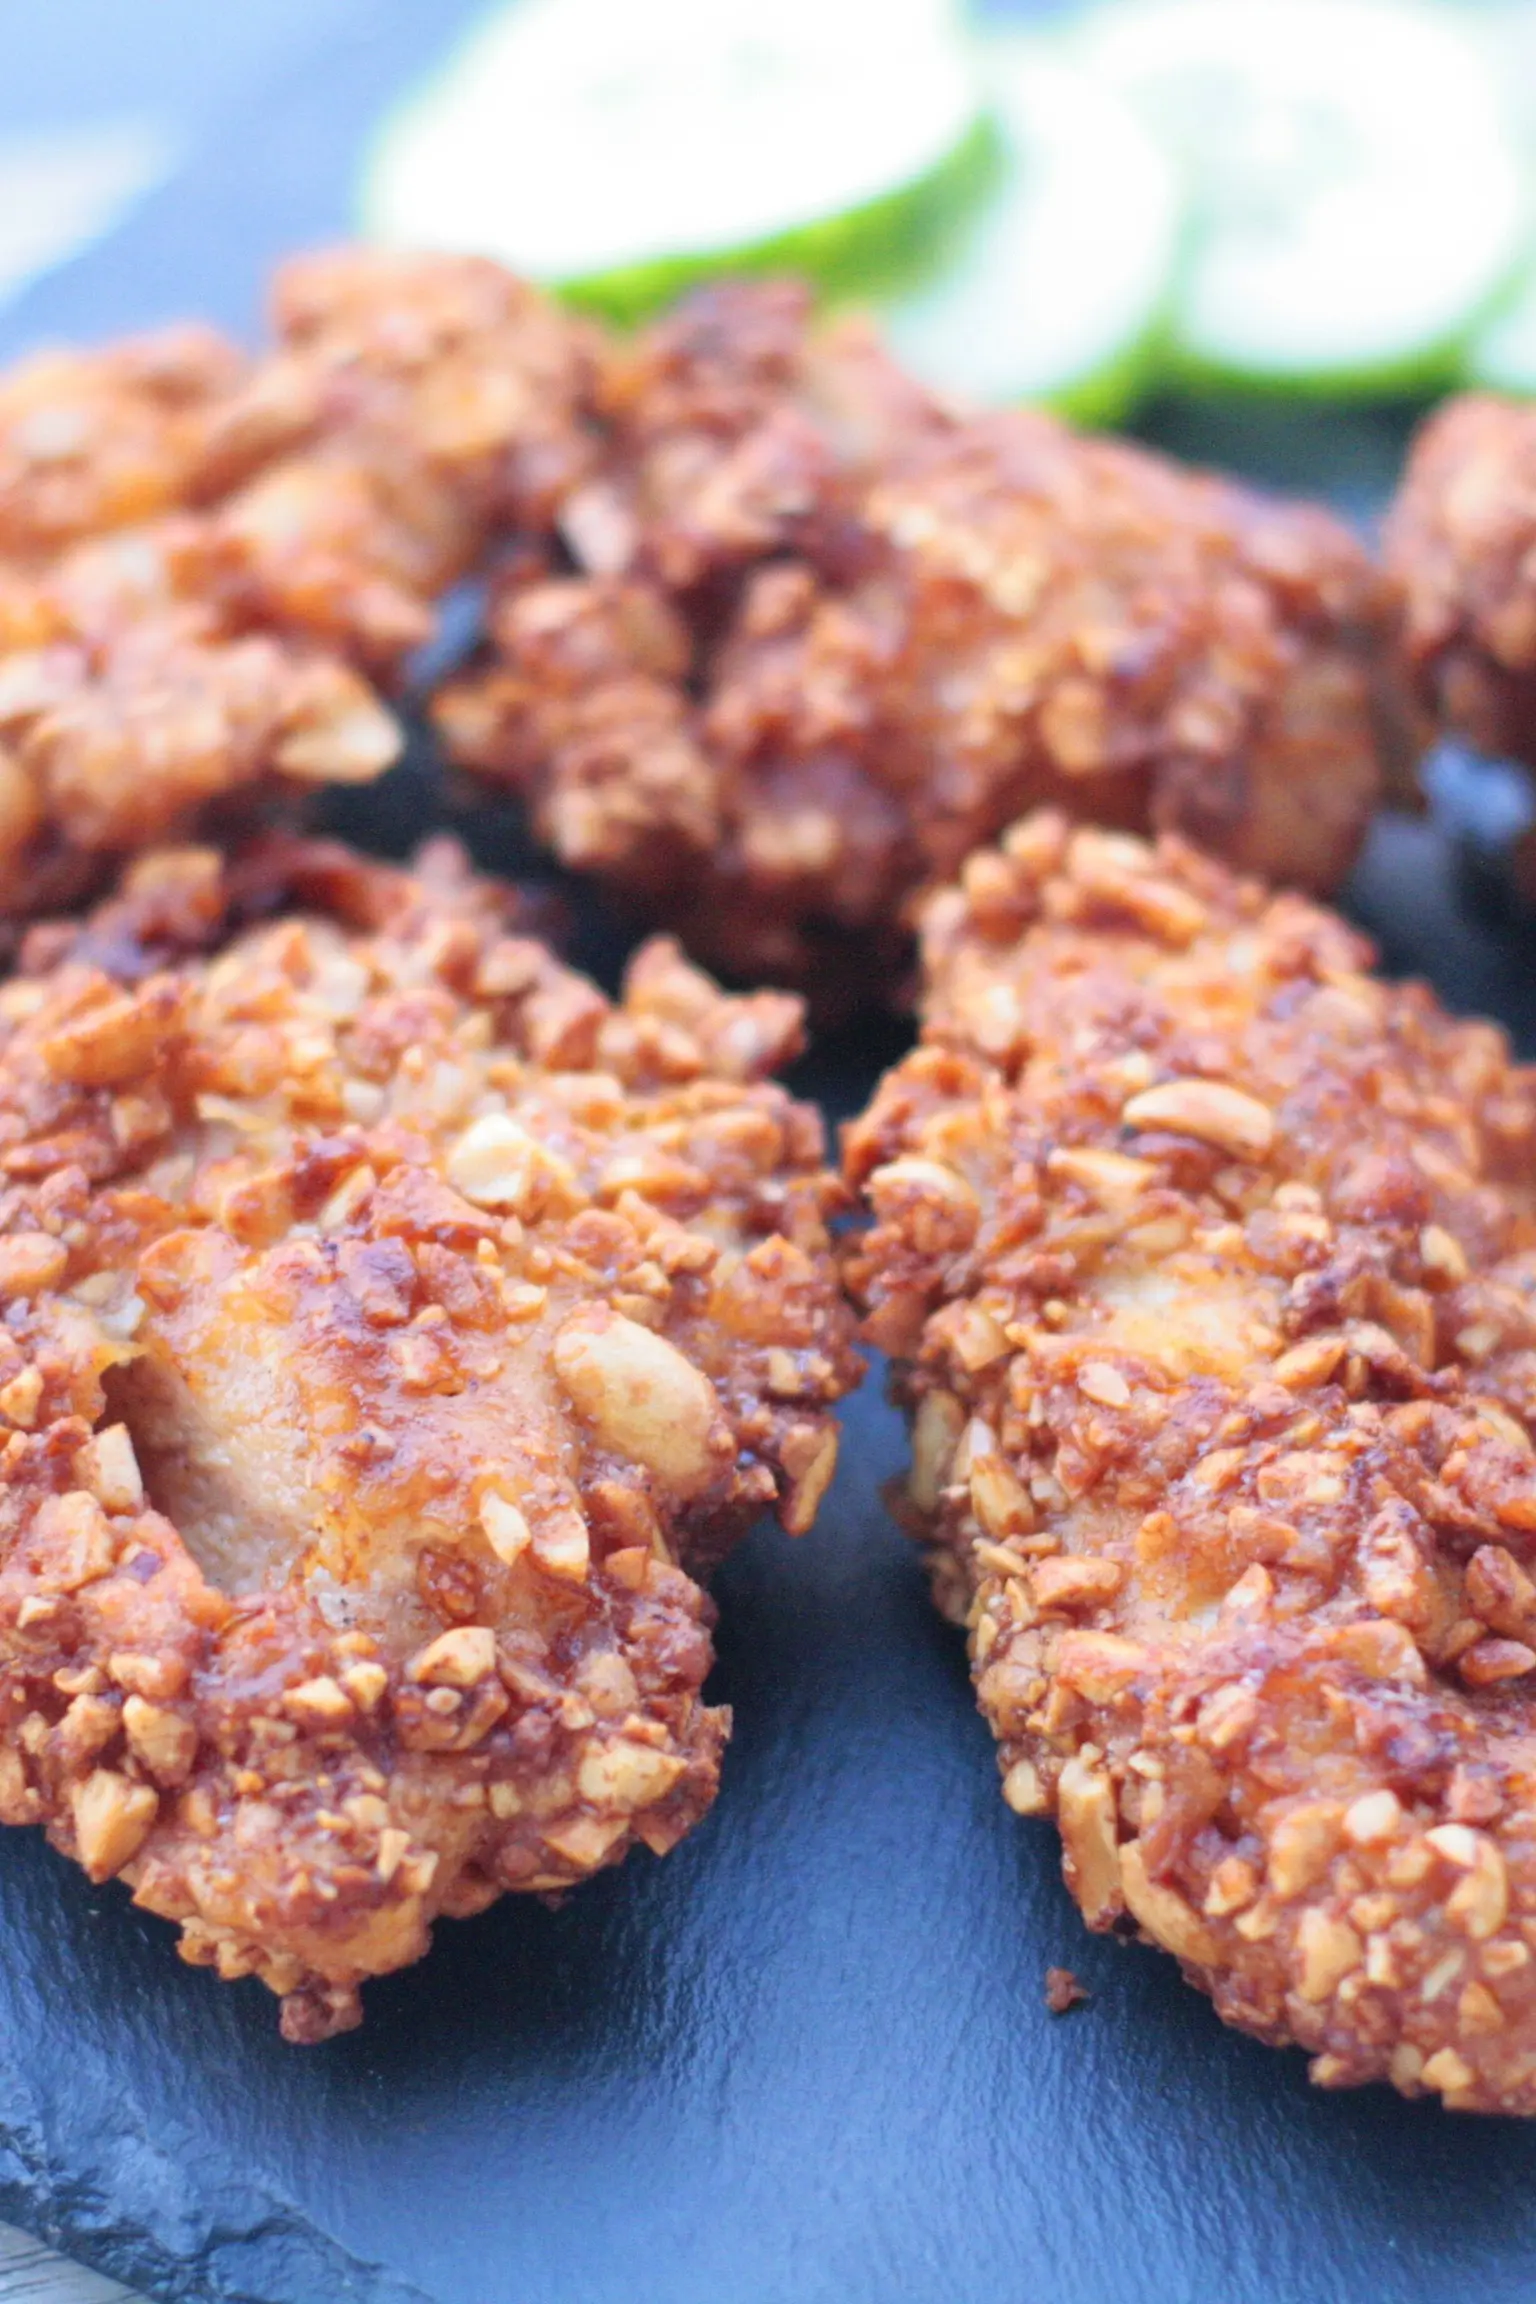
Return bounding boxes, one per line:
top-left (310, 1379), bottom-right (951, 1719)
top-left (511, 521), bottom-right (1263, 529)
top-left (1045, 1967), bottom-right (1090, 2015)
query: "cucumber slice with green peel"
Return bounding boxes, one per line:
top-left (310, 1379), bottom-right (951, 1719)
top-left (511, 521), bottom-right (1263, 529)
top-left (1072, 0), bottom-right (1529, 396)
top-left (359, 0), bottom-right (991, 322)
top-left (881, 37), bottom-right (1182, 424)
top-left (557, 117), bottom-right (996, 327)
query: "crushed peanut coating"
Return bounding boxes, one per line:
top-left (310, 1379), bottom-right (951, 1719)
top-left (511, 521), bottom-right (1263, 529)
top-left (0, 837), bottom-right (858, 2039)
top-left (0, 325), bottom-right (243, 569)
top-left (194, 248), bottom-right (600, 668)
top-left (0, 250), bottom-right (600, 914)
top-left (845, 809), bottom-right (1536, 2111)
top-left (1385, 393), bottom-right (1536, 768)
top-left (437, 280), bottom-right (1397, 997)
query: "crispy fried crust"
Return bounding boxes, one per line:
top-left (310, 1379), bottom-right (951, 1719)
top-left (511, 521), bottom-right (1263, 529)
top-left (844, 809), bottom-right (1536, 2111)
top-left (1385, 393), bottom-right (1536, 766)
top-left (0, 839), bottom-right (859, 2038)
top-left (200, 248), bottom-right (601, 663)
top-left (437, 281), bottom-right (1397, 997)
top-left (0, 252), bottom-right (601, 913)
top-left (0, 326), bottom-right (243, 569)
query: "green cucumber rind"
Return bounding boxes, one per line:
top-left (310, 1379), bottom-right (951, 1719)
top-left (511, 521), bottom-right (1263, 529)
top-left (1165, 274), bottom-right (1527, 404)
top-left (873, 27), bottom-right (1188, 427)
top-left (1072, 0), bottom-right (1529, 402)
top-left (554, 113), bottom-right (999, 326)
top-left (1464, 259), bottom-right (1536, 396)
top-left (1046, 307), bottom-right (1176, 428)
top-left (1036, 183), bottom-right (1194, 427)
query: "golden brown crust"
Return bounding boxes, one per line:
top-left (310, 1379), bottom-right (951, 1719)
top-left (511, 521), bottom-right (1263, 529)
top-left (0, 252), bottom-right (602, 914)
top-left (201, 248), bottom-right (602, 664)
top-left (844, 809), bottom-right (1536, 2111)
top-left (438, 281), bottom-right (1397, 998)
top-left (1385, 393), bottom-right (1536, 765)
top-left (0, 326), bottom-right (243, 569)
top-left (0, 837), bottom-right (859, 2038)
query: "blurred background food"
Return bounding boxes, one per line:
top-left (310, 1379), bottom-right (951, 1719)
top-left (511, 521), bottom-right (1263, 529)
top-left (360, 0), bottom-right (993, 322)
top-left (5, 0), bottom-right (1536, 892)
top-left (353, 0), bottom-right (1536, 905)
top-left (11, 0), bottom-right (1536, 421)
top-left (359, 0), bottom-right (1536, 417)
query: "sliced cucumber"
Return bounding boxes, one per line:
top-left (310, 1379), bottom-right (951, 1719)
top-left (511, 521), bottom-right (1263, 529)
top-left (1465, 3), bottom-right (1536, 395)
top-left (1468, 261), bottom-right (1536, 396)
top-left (1073, 0), bottom-right (1528, 396)
top-left (359, 0), bottom-right (991, 322)
top-left (881, 36), bottom-right (1181, 424)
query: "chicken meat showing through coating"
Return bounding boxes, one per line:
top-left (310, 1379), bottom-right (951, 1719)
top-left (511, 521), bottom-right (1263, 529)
top-left (845, 809), bottom-right (1536, 2111)
top-left (0, 837), bottom-right (858, 2039)
top-left (437, 281), bottom-right (1399, 999)
top-left (1385, 392), bottom-right (1536, 770)
top-left (0, 250), bottom-right (601, 915)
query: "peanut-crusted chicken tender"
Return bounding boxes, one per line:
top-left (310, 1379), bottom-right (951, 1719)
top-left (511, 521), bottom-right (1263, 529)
top-left (438, 281), bottom-right (1397, 996)
top-left (0, 838), bottom-right (858, 2040)
top-left (1385, 393), bottom-right (1536, 767)
top-left (0, 251), bottom-right (603, 915)
top-left (845, 810), bottom-right (1536, 2112)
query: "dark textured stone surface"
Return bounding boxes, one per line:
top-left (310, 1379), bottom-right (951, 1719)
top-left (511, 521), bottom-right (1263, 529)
top-left (6, 6), bottom-right (1536, 2300)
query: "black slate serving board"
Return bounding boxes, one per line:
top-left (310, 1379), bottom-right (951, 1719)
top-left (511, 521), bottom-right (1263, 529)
top-left (6, 6), bottom-right (1536, 2300)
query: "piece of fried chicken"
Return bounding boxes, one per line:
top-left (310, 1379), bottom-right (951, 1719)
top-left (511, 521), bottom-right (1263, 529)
top-left (1385, 392), bottom-right (1536, 769)
top-left (0, 837), bottom-right (858, 2039)
top-left (437, 281), bottom-right (1400, 998)
top-left (844, 809), bottom-right (1536, 2111)
top-left (0, 250), bottom-right (601, 914)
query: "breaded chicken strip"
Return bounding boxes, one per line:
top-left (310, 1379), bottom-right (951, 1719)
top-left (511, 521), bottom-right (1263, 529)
top-left (0, 252), bottom-right (601, 914)
top-left (438, 282), bottom-right (1398, 996)
top-left (845, 810), bottom-right (1536, 2111)
top-left (1386, 393), bottom-right (1536, 767)
top-left (0, 838), bottom-right (858, 2039)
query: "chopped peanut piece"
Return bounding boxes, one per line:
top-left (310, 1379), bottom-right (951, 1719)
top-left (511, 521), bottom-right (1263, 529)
top-left (479, 1488), bottom-right (532, 1566)
top-left (1121, 1079), bottom-right (1275, 1160)
top-left (72, 1769), bottom-right (158, 1879)
top-left (408, 1628), bottom-right (496, 1688)
top-left (1002, 1758), bottom-right (1047, 1816)
top-left (576, 1739), bottom-right (687, 1809)
top-left (283, 1676), bottom-right (356, 1726)
top-left (1058, 1757), bottom-right (1121, 1926)
top-left (75, 1424), bottom-right (145, 1513)
top-left (122, 1696), bottom-right (197, 1786)
top-left (554, 1310), bottom-right (723, 1495)
top-left (1120, 1841), bottom-right (1219, 1967)
top-left (1297, 1911), bottom-right (1363, 2002)
top-left (531, 1508), bottom-right (591, 1585)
